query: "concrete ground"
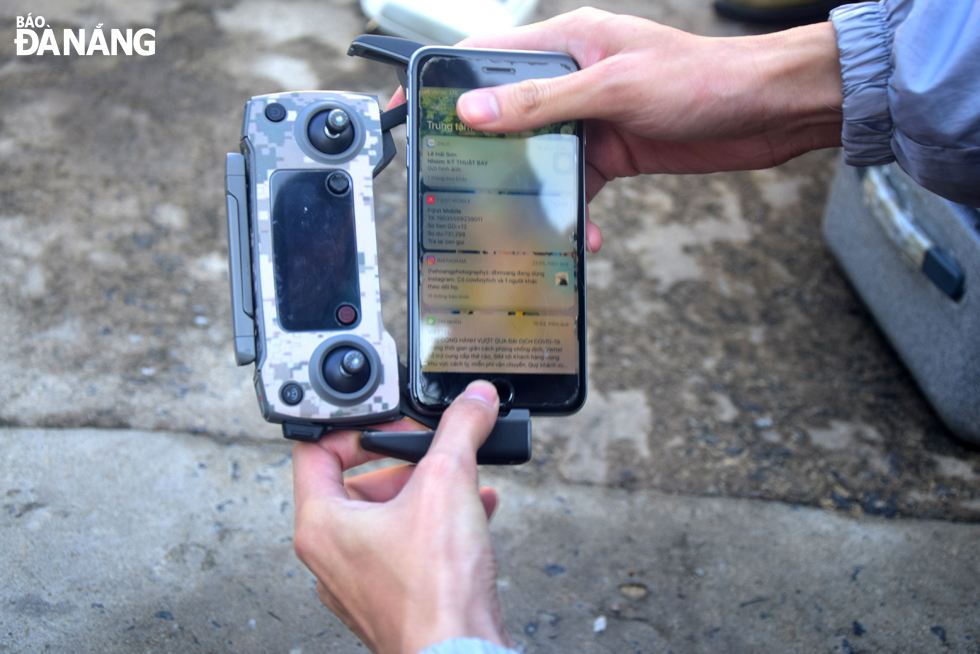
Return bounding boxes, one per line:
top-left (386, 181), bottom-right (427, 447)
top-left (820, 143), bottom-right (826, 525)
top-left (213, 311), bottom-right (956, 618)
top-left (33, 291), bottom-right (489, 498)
top-left (1, 1), bottom-right (978, 653)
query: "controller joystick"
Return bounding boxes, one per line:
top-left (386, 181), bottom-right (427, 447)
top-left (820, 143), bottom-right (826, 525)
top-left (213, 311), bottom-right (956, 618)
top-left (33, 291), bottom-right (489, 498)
top-left (326, 109), bottom-right (351, 137)
top-left (308, 107), bottom-right (355, 154)
top-left (341, 349), bottom-right (366, 375)
top-left (323, 346), bottom-right (372, 394)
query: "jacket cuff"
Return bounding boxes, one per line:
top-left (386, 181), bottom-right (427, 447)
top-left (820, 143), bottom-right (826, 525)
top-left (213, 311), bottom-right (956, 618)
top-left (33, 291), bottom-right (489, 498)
top-left (830, 2), bottom-right (895, 166)
top-left (418, 638), bottom-right (519, 654)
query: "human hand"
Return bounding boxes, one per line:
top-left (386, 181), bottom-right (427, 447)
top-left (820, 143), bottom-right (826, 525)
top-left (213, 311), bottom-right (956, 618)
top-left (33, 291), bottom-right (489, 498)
top-left (452, 7), bottom-right (843, 200)
top-left (292, 380), bottom-right (512, 654)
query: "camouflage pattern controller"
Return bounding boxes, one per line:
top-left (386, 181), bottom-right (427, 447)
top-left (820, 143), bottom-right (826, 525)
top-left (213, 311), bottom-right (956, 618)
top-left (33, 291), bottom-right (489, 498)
top-left (225, 91), bottom-right (401, 438)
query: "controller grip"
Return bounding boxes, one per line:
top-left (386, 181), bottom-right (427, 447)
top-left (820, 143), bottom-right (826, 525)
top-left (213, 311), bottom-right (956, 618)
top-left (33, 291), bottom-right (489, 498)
top-left (360, 409), bottom-right (531, 465)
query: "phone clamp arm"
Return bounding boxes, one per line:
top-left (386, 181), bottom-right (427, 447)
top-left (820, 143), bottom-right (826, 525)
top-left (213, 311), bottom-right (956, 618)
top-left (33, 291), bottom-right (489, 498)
top-left (359, 409), bottom-right (531, 465)
top-left (352, 35), bottom-right (417, 177)
top-left (348, 34), bottom-right (423, 88)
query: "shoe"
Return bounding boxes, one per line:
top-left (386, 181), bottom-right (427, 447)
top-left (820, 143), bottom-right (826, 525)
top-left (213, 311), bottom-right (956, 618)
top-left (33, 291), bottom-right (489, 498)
top-left (714, 0), bottom-right (855, 25)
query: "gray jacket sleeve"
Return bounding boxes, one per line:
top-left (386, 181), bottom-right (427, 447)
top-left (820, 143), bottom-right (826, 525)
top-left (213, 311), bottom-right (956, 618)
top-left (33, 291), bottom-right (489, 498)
top-left (830, 0), bottom-right (980, 207)
top-left (418, 638), bottom-right (519, 654)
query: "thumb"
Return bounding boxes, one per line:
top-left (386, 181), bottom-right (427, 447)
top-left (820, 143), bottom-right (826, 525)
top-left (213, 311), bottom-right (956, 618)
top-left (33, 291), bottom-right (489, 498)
top-left (456, 68), bottom-right (604, 133)
top-left (402, 380), bottom-right (499, 511)
top-left (424, 380), bottom-right (500, 464)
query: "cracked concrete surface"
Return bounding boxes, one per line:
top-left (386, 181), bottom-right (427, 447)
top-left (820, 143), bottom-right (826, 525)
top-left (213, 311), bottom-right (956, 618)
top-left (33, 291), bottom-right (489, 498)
top-left (1, 0), bottom-right (978, 652)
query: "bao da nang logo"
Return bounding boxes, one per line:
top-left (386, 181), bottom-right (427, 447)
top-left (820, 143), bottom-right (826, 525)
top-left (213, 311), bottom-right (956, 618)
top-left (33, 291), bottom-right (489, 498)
top-left (15, 14), bottom-right (155, 56)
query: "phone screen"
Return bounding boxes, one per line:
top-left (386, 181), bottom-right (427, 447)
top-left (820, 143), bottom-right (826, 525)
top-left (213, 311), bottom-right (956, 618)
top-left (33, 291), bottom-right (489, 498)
top-left (410, 51), bottom-right (585, 412)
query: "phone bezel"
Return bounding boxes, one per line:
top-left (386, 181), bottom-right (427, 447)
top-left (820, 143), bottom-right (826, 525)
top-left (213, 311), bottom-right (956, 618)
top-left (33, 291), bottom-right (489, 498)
top-left (406, 46), bottom-right (588, 416)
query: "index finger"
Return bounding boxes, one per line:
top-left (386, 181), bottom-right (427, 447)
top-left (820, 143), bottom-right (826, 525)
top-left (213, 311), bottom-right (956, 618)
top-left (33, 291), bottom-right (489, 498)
top-left (385, 86), bottom-right (405, 110)
top-left (457, 7), bottom-right (618, 64)
top-left (458, 12), bottom-right (576, 53)
top-left (293, 429), bottom-right (384, 507)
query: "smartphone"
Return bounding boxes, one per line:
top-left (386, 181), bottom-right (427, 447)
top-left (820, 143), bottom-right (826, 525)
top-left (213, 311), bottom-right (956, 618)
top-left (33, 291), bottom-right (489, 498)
top-left (407, 47), bottom-right (586, 414)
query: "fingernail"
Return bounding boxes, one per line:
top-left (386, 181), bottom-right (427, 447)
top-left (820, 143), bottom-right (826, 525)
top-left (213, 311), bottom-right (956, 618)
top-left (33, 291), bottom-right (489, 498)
top-left (462, 380), bottom-right (497, 406)
top-left (457, 90), bottom-right (499, 125)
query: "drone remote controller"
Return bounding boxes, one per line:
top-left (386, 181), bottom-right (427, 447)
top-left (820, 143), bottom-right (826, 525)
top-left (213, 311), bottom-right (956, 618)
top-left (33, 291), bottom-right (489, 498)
top-left (226, 91), bottom-right (403, 438)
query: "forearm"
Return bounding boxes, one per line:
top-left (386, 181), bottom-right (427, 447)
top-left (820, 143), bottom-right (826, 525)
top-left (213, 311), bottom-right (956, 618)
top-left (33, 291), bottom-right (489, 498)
top-left (742, 21), bottom-right (844, 162)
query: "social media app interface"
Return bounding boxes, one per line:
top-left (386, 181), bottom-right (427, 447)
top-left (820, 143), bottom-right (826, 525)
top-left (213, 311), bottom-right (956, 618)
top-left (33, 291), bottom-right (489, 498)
top-left (417, 87), bottom-right (580, 374)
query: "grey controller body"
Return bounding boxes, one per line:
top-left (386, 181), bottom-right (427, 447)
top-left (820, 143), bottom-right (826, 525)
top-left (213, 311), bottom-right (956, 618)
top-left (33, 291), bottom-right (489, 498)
top-left (225, 92), bottom-right (401, 430)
